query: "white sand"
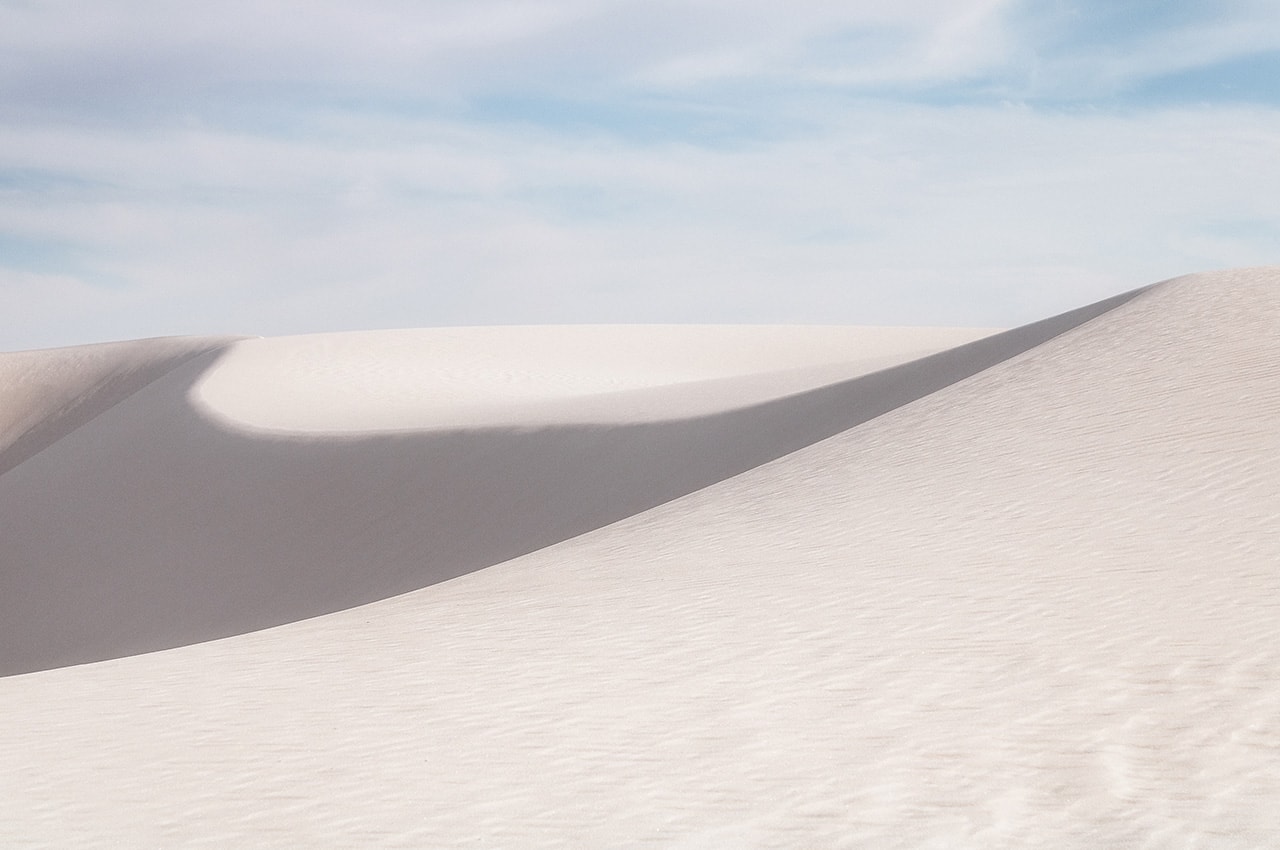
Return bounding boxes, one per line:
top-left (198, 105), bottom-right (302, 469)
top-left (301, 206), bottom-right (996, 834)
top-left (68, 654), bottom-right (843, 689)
top-left (2, 268), bottom-right (1278, 848)
top-left (193, 325), bottom-right (998, 431)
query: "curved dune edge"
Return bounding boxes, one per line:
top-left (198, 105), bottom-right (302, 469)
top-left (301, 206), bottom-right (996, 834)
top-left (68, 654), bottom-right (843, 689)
top-left (2, 269), bottom-right (1277, 846)
top-left (0, 335), bottom-right (242, 476)
top-left (0, 289), bottom-right (1140, 677)
top-left (192, 325), bottom-right (1001, 433)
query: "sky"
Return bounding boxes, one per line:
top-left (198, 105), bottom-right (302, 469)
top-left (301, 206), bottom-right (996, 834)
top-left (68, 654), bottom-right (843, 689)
top-left (3, 0), bottom-right (1280, 349)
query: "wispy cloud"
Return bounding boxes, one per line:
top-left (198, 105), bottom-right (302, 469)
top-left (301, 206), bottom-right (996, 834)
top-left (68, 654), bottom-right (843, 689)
top-left (2, 1), bottom-right (1280, 348)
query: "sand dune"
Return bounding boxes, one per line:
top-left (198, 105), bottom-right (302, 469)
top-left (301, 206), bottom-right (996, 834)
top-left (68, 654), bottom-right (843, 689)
top-left (1, 269), bottom-right (1277, 848)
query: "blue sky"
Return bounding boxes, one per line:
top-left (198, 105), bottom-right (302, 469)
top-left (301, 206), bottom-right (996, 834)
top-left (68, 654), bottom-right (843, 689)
top-left (3, 0), bottom-right (1280, 349)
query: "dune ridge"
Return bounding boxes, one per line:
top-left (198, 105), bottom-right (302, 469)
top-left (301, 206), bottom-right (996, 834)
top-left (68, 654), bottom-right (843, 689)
top-left (2, 268), bottom-right (1277, 847)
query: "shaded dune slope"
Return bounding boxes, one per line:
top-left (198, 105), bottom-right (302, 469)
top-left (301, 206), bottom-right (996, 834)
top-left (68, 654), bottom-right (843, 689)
top-left (0, 336), bottom-right (239, 476)
top-left (0, 290), bottom-right (1138, 676)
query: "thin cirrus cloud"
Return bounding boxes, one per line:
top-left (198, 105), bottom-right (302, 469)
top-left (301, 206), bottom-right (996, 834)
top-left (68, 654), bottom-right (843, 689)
top-left (1, 0), bottom-right (1279, 350)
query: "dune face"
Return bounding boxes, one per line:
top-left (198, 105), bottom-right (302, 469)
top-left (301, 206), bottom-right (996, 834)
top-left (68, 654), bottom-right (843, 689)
top-left (2, 268), bottom-right (1278, 847)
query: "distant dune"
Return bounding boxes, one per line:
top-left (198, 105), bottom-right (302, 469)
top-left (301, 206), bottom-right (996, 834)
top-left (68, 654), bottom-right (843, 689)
top-left (2, 268), bottom-right (1277, 848)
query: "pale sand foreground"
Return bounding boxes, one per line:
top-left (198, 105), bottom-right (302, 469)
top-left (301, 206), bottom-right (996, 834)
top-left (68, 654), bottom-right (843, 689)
top-left (2, 269), bottom-right (1279, 848)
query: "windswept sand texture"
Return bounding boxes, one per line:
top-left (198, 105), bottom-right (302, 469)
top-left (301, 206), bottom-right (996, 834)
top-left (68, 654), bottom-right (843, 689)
top-left (2, 268), bottom-right (1279, 848)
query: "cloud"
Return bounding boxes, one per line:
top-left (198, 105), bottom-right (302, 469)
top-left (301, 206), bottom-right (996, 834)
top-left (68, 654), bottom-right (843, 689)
top-left (5, 95), bottom-right (1280, 348)
top-left (4, 0), bottom-right (1279, 117)
top-left (0, 1), bottom-right (1021, 114)
top-left (997, 0), bottom-right (1280, 103)
top-left (2, 1), bottom-right (1280, 349)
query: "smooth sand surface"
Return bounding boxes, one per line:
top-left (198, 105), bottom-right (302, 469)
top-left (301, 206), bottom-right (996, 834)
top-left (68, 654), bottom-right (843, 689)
top-left (2, 268), bottom-right (1278, 848)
